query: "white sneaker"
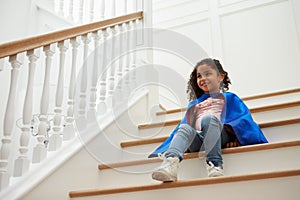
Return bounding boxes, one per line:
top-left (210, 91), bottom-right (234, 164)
top-left (152, 155), bottom-right (180, 182)
top-left (207, 161), bottom-right (224, 177)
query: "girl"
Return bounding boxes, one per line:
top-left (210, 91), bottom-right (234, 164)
top-left (150, 58), bottom-right (268, 182)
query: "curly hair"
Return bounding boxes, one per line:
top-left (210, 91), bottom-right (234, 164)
top-left (187, 58), bottom-right (231, 101)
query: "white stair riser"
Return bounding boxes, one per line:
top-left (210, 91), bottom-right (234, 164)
top-left (117, 123), bottom-right (300, 159)
top-left (252, 106), bottom-right (300, 122)
top-left (77, 175), bottom-right (300, 200)
top-left (154, 105), bottom-right (300, 123)
top-left (94, 146), bottom-right (300, 188)
top-left (262, 123), bottom-right (300, 142)
top-left (159, 92), bottom-right (300, 110)
top-left (244, 92), bottom-right (300, 108)
top-left (115, 120), bottom-right (300, 143)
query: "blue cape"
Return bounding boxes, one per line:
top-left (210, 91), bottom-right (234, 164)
top-left (149, 92), bottom-right (268, 157)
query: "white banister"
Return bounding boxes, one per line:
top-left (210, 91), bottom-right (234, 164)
top-left (48, 41), bottom-right (69, 151)
top-left (32, 45), bottom-right (55, 163)
top-left (47, 0), bottom-right (141, 24)
top-left (13, 49), bottom-right (40, 177)
top-left (64, 37), bottom-right (80, 140)
top-left (0, 55), bottom-right (22, 190)
top-left (0, 6), bottom-right (146, 197)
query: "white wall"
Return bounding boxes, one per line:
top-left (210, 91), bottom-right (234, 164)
top-left (152, 0), bottom-right (300, 103)
top-left (0, 0), bottom-right (36, 43)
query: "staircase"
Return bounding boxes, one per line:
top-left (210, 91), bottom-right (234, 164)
top-left (60, 88), bottom-right (300, 199)
top-left (1, 0), bottom-right (300, 199)
top-left (0, 0), bottom-right (152, 199)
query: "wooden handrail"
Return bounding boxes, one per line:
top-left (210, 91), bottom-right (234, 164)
top-left (0, 11), bottom-right (143, 59)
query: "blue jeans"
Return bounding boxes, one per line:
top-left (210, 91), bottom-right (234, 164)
top-left (165, 114), bottom-right (232, 167)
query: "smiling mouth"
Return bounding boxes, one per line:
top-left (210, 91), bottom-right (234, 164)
top-left (201, 82), bottom-right (209, 87)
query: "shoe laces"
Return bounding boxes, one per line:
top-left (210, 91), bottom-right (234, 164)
top-left (157, 153), bottom-right (179, 169)
top-left (157, 153), bottom-right (165, 160)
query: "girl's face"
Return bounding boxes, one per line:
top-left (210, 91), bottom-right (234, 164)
top-left (196, 64), bottom-right (224, 94)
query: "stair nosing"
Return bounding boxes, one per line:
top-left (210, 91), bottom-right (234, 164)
top-left (156, 100), bottom-right (300, 116)
top-left (125, 118), bottom-right (300, 147)
top-left (138, 117), bottom-right (300, 130)
top-left (69, 168), bottom-right (300, 198)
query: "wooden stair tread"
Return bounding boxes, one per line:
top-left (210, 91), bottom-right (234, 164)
top-left (100, 140), bottom-right (300, 170)
top-left (156, 100), bottom-right (300, 116)
top-left (138, 117), bottom-right (300, 130)
top-left (127, 118), bottom-right (300, 147)
top-left (242, 88), bottom-right (300, 101)
top-left (69, 168), bottom-right (300, 198)
top-left (157, 88), bottom-right (300, 116)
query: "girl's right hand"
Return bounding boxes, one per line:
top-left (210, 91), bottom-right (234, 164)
top-left (226, 139), bottom-right (240, 148)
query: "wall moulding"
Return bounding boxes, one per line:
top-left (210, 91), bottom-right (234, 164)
top-left (154, 11), bottom-right (209, 29)
top-left (218, 0), bottom-right (288, 16)
top-left (153, 0), bottom-right (208, 12)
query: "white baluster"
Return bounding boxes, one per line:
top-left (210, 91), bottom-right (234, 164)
top-left (123, 23), bottom-right (131, 93)
top-left (124, 0), bottom-right (128, 14)
top-left (64, 37), bottom-right (80, 140)
top-left (68, 0), bottom-right (74, 21)
top-left (0, 55), bottom-right (22, 190)
top-left (48, 0), bottom-right (55, 10)
top-left (58, 0), bottom-right (64, 16)
top-left (32, 45), bottom-right (55, 163)
top-left (116, 24), bottom-right (124, 100)
top-left (13, 49), bottom-right (40, 177)
top-left (0, 59), bottom-right (3, 71)
top-left (134, 0), bottom-right (138, 12)
top-left (77, 34), bottom-right (90, 129)
top-left (78, 0), bottom-right (84, 23)
top-left (88, 32), bottom-right (100, 121)
top-left (107, 27), bottom-right (116, 109)
top-left (131, 20), bottom-right (138, 90)
top-left (48, 41), bottom-right (69, 151)
top-left (111, 0), bottom-right (116, 18)
top-left (99, 0), bottom-right (105, 19)
top-left (112, 25), bottom-right (121, 105)
top-left (97, 30), bottom-right (108, 115)
top-left (119, 23), bottom-right (129, 99)
top-left (89, 0), bottom-right (94, 22)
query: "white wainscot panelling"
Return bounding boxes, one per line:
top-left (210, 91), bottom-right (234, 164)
top-left (173, 19), bottom-right (213, 57)
top-left (220, 0), bottom-right (300, 97)
top-left (218, 0), bottom-right (248, 7)
top-left (153, 0), bottom-right (209, 25)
